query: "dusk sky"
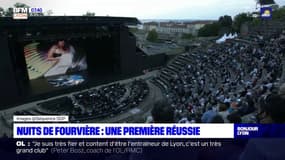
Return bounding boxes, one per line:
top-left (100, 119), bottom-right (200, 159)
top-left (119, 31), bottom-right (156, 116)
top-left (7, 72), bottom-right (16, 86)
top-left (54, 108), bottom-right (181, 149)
top-left (0, 0), bottom-right (285, 19)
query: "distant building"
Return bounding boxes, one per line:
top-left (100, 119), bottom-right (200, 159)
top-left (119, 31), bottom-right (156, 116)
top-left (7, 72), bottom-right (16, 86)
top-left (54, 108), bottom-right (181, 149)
top-left (143, 20), bottom-right (214, 36)
top-left (143, 22), bottom-right (159, 31)
top-left (158, 22), bottom-right (189, 35)
top-left (185, 21), bottom-right (214, 35)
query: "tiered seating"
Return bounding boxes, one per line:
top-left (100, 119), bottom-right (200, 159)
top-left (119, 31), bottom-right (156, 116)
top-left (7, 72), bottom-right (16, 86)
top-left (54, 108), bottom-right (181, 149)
top-left (152, 20), bottom-right (285, 123)
top-left (13, 80), bottom-right (149, 122)
top-left (71, 80), bottom-right (149, 121)
top-left (151, 77), bottom-right (168, 91)
top-left (125, 80), bottom-right (149, 108)
top-left (38, 96), bottom-right (74, 114)
top-left (72, 83), bottom-right (126, 117)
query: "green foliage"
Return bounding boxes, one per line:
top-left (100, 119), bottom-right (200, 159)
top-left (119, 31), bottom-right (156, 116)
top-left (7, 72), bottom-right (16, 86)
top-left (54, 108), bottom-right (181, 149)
top-left (14, 3), bottom-right (30, 8)
top-left (272, 6), bottom-right (285, 19)
top-left (129, 28), bottom-right (138, 33)
top-left (198, 22), bottom-right (221, 37)
top-left (0, 7), bottom-right (4, 16)
top-left (233, 13), bottom-right (253, 32)
top-left (181, 33), bottom-right (194, 39)
top-left (147, 29), bottom-right (158, 42)
top-left (256, 0), bottom-right (276, 5)
top-left (83, 12), bottom-right (95, 16)
top-left (197, 6), bottom-right (285, 37)
top-left (252, 18), bottom-right (262, 26)
top-left (198, 15), bottom-right (234, 37)
top-left (218, 15), bottom-right (233, 27)
top-left (4, 8), bottom-right (13, 17)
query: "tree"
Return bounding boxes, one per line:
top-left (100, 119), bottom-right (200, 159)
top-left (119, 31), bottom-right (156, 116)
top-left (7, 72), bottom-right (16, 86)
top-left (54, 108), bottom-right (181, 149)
top-left (129, 28), bottom-right (138, 33)
top-left (256, 0), bottom-right (275, 5)
top-left (198, 22), bottom-right (221, 37)
top-left (83, 11), bottom-right (95, 16)
top-left (272, 6), bottom-right (285, 19)
top-left (181, 33), bottom-right (194, 39)
top-left (218, 15), bottom-right (233, 27)
top-left (0, 7), bottom-right (4, 17)
top-left (4, 7), bottom-right (13, 17)
top-left (233, 13), bottom-right (253, 32)
top-left (14, 2), bottom-right (29, 8)
top-left (146, 29), bottom-right (158, 42)
top-left (252, 18), bottom-right (262, 26)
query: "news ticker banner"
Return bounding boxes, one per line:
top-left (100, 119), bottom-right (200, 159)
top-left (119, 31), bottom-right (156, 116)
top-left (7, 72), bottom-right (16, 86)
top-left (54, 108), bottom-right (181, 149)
top-left (13, 123), bottom-right (285, 139)
top-left (13, 123), bottom-right (232, 139)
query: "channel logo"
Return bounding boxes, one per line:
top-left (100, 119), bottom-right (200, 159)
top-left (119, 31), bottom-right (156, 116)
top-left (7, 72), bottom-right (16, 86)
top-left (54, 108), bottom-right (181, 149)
top-left (13, 8), bottom-right (28, 19)
top-left (13, 7), bottom-right (43, 20)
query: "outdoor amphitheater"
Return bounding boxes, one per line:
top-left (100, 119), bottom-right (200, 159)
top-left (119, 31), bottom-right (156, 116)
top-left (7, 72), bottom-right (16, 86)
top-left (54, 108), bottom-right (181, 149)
top-left (1, 18), bottom-right (285, 137)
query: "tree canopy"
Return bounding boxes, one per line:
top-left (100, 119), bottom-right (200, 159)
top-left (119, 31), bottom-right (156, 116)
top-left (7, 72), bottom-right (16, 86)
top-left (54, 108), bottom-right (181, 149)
top-left (4, 8), bottom-right (13, 17)
top-left (218, 15), bottom-right (233, 27)
top-left (272, 6), bottom-right (285, 19)
top-left (146, 29), bottom-right (158, 42)
top-left (197, 4), bottom-right (285, 37)
top-left (198, 15), bottom-right (235, 37)
top-left (0, 7), bottom-right (4, 16)
top-left (83, 12), bottom-right (96, 16)
top-left (198, 22), bottom-right (221, 37)
top-left (256, 0), bottom-right (276, 5)
top-left (181, 33), bottom-right (194, 39)
top-left (14, 2), bottom-right (29, 8)
top-left (233, 13), bottom-right (253, 32)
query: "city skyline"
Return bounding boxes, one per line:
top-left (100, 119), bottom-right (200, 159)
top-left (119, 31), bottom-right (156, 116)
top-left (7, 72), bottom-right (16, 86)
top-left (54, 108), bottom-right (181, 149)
top-left (1, 0), bottom-right (285, 19)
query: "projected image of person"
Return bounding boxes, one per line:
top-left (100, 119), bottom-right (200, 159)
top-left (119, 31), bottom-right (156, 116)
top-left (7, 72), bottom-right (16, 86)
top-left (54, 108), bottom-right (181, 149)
top-left (44, 39), bottom-right (87, 77)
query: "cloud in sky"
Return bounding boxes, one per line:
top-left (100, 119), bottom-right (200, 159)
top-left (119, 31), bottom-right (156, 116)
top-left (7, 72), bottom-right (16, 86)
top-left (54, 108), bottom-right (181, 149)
top-left (0, 0), bottom-right (285, 19)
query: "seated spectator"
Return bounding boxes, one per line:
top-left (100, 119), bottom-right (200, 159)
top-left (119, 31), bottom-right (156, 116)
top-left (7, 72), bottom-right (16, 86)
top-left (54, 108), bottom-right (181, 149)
top-left (145, 115), bottom-right (153, 123)
top-left (279, 83), bottom-right (285, 98)
top-left (258, 94), bottom-right (285, 123)
top-left (218, 102), bottom-right (230, 123)
top-left (227, 112), bottom-right (242, 123)
top-left (1, 133), bottom-right (8, 139)
top-left (154, 29), bottom-right (285, 124)
top-left (151, 100), bottom-right (174, 123)
top-left (240, 93), bottom-right (285, 160)
top-left (201, 106), bottom-right (217, 123)
top-left (210, 114), bottom-right (224, 123)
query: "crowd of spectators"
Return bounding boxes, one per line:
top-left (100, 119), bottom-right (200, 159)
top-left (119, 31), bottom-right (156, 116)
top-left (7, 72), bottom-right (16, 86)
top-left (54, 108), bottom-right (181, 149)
top-left (63, 79), bottom-right (149, 121)
top-left (13, 79), bottom-right (149, 122)
top-left (71, 83), bottom-right (127, 120)
top-left (154, 29), bottom-right (285, 124)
